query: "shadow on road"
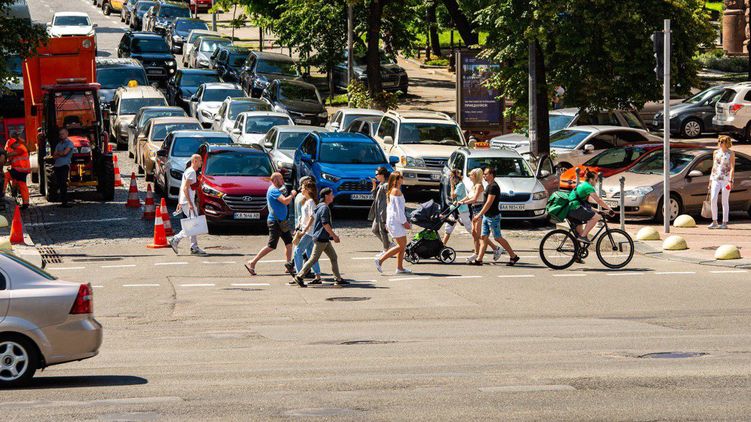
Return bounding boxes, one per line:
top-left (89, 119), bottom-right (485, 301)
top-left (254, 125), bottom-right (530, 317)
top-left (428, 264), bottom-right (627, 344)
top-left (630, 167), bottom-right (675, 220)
top-left (14, 375), bottom-right (147, 390)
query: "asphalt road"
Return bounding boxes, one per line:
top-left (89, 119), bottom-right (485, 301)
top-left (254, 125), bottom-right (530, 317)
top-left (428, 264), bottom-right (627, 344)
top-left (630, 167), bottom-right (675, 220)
top-left (9, 1), bottom-right (751, 420)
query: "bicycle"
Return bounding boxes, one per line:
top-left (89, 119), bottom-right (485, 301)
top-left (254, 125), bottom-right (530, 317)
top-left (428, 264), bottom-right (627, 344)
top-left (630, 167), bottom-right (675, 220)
top-left (539, 210), bottom-right (634, 270)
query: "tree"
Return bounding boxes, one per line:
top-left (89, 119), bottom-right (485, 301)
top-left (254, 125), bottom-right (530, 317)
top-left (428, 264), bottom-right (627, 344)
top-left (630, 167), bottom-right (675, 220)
top-left (440, 0), bottom-right (478, 46)
top-left (210, 0), bottom-right (247, 42)
top-left (0, 0), bottom-right (48, 87)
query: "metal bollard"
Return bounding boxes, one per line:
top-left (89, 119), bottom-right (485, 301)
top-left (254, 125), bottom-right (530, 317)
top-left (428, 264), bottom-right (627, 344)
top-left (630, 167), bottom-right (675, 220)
top-left (575, 167), bottom-right (580, 187)
top-left (596, 172), bottom-right (603, 211)
top-left (619, 176), bottom-right (625, 231)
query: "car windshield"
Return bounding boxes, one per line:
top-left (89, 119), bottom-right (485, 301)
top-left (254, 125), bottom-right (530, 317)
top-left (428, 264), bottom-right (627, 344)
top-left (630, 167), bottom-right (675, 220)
top-left (172, 135), bottom-right (231, 157)
top-left (279, 83), bottom-right (320, 103)
top-left (343, 114), bottom-right (379, 129)
top-left (277, 132), bottom-right (308, 150)
top-left (468, 157), bottom-right (534, 178)
top-left (160, 5), bottom-right (190, 18)
top-left (353, 52), bottom-right (394, 66)
top-left (2, 252), bottom-right (56, 280)
top-left (583, 146), bottom-right (651, 169)
top-left (205, 151), bottom-right (273, 176)
top-left (136, 2), bottom-right (156, 12)
top-left (244, 116), bottom-right (291, 134)
top-left (684, 88), bottom-right (721, 104)
top-left (180, 72), bottom-right (220, 86)
top-left (119, 97), bottom-right (167, 114)
top-left (54, 15), bottom-right (90, 26)
top-left (229, 101), bottom-right (271, 119)
top-left (138, 109), bottom-right (185, 127)
top-left (175, 20), bottom-right (207, 33)
top-left (319, 141), bottom-right (385, 164)
top-left (132, 37), bottom-right (170, 53)
top-left (549, 129), bottom-right (590, 149)
top-left (228, 53), bottom-right (246, 68)
top-left (152, 122), bottom-right (201, 140)
top-left (549, 114), bottom-right (574, 132)
top-left (256, 59), bottom-right (299, 76)
top-left (630, 151), bottom-right (695, 175)
top-left (97, 68), bottom-right (148, 89)
top-left (203, 88), bottom-right (244, 102)
top-left (200, 38), bottom-right (230, 53)
top-left (398, 123), bottom-right (463, 146)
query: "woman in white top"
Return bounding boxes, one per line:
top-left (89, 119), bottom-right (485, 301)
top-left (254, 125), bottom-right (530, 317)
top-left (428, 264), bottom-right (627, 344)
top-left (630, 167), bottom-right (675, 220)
top-left (292, 180), bottom-right (322, 283)
top-left (457, 167), bottom-right (500, 263)
top-left (375, 171), bottom-right (412, 274)
top-left (708, 135), bottom-right (736, 229)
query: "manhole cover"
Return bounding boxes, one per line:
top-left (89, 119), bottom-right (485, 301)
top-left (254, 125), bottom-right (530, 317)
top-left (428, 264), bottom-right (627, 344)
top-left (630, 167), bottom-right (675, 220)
top-left (37, 246), bottom-right (62, 264)
top-left (638, 352), bottom-right (708, 359)
top-left (340, 340), bottom-right (396, 345)
top-left (326, 296), bottom-right (370, 302)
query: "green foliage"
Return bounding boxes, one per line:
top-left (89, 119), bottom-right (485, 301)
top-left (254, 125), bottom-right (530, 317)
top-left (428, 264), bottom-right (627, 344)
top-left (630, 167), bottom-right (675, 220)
top-left (0, 0), bottom-right (48, 87)
top-left (415, 30), bottom-right (489, 47)
top-left (326, 93), bottom-right (350, 106)
top-left (704, 1), bottom-right (722, 13)
top-left (696, 49), bottom-right (747, 73)
top-left (347, 81), bottom-right (399, 110)
top-left (425, 57), bottom-right (449, 66)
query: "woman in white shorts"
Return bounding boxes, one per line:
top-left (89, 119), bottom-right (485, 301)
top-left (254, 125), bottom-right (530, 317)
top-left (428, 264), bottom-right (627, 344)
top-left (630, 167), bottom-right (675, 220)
top-left (457, 167), bottom-right (501, 263)
top-left (443, 169), bottom-right (473, 245)
top-left (375, 171), bottom-right (412, 274)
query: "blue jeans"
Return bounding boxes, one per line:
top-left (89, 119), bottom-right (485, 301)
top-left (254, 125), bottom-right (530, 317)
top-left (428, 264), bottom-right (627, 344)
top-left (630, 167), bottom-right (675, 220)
top-left (481, 214), bottom-right (502, 238)
top-left (294, 234), bottom-right (320, 275)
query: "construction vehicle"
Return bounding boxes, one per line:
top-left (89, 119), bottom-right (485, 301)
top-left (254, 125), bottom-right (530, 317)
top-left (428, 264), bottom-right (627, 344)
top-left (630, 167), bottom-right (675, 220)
top-left (23, 34), bottom-right (115, 201)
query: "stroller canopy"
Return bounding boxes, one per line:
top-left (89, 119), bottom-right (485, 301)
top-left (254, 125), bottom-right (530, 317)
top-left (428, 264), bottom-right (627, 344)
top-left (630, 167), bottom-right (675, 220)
top-left (410, 199), bottom-right (443, 229)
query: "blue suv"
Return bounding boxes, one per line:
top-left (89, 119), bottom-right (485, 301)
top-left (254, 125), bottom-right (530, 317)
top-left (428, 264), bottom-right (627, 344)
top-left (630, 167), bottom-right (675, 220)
top-left (293, 132), bottom-right (398, 208)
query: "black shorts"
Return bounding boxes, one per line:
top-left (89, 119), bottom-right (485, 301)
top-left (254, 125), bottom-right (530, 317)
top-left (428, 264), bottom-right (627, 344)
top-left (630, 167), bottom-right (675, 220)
top-left (267, 220), bottom-right (293, 249)
top-left (471, 204), bottom-right (483, 218)
top-left (8, 169), bottom-right (28, 182)
top-left (568, 206), bottom-right (596, 223)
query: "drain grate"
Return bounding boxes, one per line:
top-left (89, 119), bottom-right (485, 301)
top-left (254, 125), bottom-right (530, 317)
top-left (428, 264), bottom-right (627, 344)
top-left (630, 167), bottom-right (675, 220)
top-left (326, 296), bottom-right (371, 302)
top-left (37, 246), bottom-right (62, 264)
top-left (340, 340), bottom-right (396, 345)
top-left (638, 352), bottom-right (708, 359)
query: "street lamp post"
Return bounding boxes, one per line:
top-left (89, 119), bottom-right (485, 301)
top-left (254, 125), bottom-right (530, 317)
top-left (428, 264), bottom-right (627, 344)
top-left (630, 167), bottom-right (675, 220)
top-left (347, 2), bottom-right (354, 105)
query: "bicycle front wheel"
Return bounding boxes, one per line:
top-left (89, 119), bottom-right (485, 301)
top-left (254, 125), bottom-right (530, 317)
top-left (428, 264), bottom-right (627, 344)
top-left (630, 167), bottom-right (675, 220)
top-left (540, 229), bottom-right (579, 270)
top-left (595, 228), bottom-right (634, 269)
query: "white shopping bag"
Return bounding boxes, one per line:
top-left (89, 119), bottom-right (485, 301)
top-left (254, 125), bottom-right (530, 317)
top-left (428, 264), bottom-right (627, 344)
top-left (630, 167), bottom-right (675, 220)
top-left (180, 214), bottom-right (208, 237)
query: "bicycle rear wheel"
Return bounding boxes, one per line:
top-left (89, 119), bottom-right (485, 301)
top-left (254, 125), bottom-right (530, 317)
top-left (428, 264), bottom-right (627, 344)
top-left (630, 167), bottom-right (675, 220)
top-left (595, 228), bottom-right (634, 269)
top-left (539, 229), bottom-right (579, 270)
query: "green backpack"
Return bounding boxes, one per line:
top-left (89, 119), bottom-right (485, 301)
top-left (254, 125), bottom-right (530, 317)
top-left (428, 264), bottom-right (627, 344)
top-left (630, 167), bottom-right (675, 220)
top-left (545, 191), bottom-right (572, 222)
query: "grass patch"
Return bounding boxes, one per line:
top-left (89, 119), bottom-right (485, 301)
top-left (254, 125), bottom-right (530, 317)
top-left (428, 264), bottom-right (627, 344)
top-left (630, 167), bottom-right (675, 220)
top-left (705, 1), bottom-right (722, 12)
top-left (697, 49), bottom-right (748, 72)
top-left (325, 93), bottom-right (349, 106)
top-left (415, 30), bottom-right (488, 48)
top-left (424, 58), bottom-right (449, 66)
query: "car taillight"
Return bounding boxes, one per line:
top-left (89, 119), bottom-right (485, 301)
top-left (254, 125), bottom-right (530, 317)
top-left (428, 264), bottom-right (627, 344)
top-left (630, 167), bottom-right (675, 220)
top-left (730, 103), bottom-right (744, 114)
top-left (70, 283), bottom-right (93, 314)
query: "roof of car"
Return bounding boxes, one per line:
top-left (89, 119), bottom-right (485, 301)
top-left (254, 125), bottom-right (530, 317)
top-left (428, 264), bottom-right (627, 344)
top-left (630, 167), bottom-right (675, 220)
top-left (339, 108), bottom-right (384, 116)
top-left (201, 82), bottom-right (242, 90)
top-left (187, 29), bottom-right (219, 36)
top-left (149, 116), bottom-right (201, 125)
top-left (206, 144), bottom-right (266, 154)
top-left (275, 125), bottom-right (326, 133)
top-left (158, 1), bottom-right (188, 6)
top-left (116, 85), bottom-right (164, 99)
top-left (129, 31), bottom-right (165, 39)
top-left (235, 111), bottom-right (290, 119)
top-left (197, 35), bottom-right (230, 42)
top-left (139, 106), bottom-right (184, 113)
top-left (225, 97), bottom-right (267, 104)
top-left (174, 17), bottom-right (202, 22)
top-left (556, 125), bottom-right (647, 134)
top-left (384, 110), bottom-right (453, 122)
top-left (349, 116), bottom-right (382, 123)
top-left (457, 147), bottom-right (523, 158)
top-left (252, 51), bottom-right (296, 62)
top-left (95, 58), bottom-right (143, 68)
top-left (218, 46), bottom-right (250, 53)
top-left (178, 68), bottom-right (219, 75)
top-left (317, 132), bottom-right (372, 142)
top-left (549, 107), bottom-right (579, 116)
top-left (172, 130), bottom-right (230, 138)
top-left (54, 11), bottom-right (89, 17)
top-left (278, 79), bottom-right (317, 89)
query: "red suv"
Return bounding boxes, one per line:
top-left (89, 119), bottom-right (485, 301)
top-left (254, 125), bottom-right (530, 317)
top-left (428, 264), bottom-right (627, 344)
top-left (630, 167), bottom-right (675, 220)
top-left (196, 144), bottom-right (275, 227)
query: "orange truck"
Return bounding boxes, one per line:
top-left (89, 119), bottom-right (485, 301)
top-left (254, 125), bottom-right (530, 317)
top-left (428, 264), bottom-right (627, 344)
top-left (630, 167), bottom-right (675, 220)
top-left (23, 34), bottom-right (115, 201)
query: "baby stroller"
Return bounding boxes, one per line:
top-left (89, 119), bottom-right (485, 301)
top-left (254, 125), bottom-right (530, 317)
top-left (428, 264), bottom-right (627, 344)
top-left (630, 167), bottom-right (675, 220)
top-left (404, 199), bottom-right (457, 264)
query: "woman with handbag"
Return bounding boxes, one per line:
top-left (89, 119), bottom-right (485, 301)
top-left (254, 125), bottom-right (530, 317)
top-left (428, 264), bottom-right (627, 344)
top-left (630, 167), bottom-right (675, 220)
top-left (169, 154), bottom-right (207, 256)
top-left (374, 171), bottom-right (411, 275)
top-left (292, 179), bottom-right (322, 284)
top-left (707, 135), bottom-right (736, 229)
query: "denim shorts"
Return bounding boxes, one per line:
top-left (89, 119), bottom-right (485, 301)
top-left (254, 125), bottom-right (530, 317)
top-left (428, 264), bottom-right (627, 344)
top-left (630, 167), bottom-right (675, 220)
top-left (481, 214), bottom-right (502, 238)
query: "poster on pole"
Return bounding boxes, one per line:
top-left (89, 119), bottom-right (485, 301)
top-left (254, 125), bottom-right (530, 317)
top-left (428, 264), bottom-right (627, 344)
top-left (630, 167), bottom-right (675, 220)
top-left (456, 50), bottom-right (502, 132)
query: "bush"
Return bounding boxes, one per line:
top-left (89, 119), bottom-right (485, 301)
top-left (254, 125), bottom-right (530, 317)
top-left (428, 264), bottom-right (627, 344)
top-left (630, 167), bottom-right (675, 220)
top-left (425, 58), bottom-right (449, 67)
top-left (697, 50), bottom-right (748, 73)
top-left (346, 81), bottom-right (399, 111)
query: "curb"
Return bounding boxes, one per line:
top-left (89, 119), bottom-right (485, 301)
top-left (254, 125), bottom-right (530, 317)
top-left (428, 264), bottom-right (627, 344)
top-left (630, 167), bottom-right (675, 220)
top-left (635, 240), bottom-right (751, 269)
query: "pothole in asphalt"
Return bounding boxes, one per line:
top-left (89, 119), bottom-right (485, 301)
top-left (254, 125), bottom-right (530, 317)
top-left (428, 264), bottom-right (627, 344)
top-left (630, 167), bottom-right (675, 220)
top-left (99, 412), bottom-right (160, 421)
top-left (638, 352), bottom-right (708, 359)
top-left (325, 296), bottom-right (371, 302)
top-left (285, 408), bottom-right (362, 417)
top-left (340, 340), bottom-right (397, 345)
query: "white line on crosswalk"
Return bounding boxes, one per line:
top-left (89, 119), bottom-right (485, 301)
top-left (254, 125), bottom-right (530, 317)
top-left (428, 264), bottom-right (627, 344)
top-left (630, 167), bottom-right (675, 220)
top-left (709, 270), bottom-right (748, 274)
top-left (654, 271), bottom-right (696, 275)
top-left (123, 284), bottom-right (160, 287)
top-left (552, 273), bottom-right (586, 277)
top-left (154, 262), bottom-right (188, 266)
top-left (444, 275), bottom-right (482, 279)
top-left (388, 277), bottom-right (430, 282)
top-left (47, 267), bottom-right (86, 271)
top-left (92, 285), bottom-right (104, 288)
top-left (606, 272), bottom-right (644, 277)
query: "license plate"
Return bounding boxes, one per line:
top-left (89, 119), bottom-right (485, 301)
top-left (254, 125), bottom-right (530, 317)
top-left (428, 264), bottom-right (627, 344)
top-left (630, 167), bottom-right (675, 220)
top-left (234, 212), bottom-right (260, 219)
top-left (295, 118), bottom-right (312, 125)
top-left (351, 194), bottom-right (373, 200)
top-left (500, 204), bottom-right (525, 211)
top-left (430, 173), bottom-right (441, 181)
top-left (383, 81), bottom-right (397, 87)
top-left (605, 200), bottom-right (619, 208)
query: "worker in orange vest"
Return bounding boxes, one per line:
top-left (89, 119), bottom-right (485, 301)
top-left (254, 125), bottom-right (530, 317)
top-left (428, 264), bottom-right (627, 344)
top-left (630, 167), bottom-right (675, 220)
top-left (4, 131), bottom-right (31, 209)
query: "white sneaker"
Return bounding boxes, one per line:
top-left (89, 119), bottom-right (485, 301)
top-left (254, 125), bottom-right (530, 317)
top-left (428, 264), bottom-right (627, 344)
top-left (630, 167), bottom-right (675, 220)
top-left (465, 253), bottom-right (477, 263)
top-left (190, 247), bottom-right (208, 256)
top-left (719, 223), bottom-right (728, 229)
top-left (708, 222), bottom-right (719, 229)
top-left (395, 268), bottom-right (412, 275)
top-left (493, 248), bottom-right (503, 262)
top-left (374, 258), bottom-right (383, 273)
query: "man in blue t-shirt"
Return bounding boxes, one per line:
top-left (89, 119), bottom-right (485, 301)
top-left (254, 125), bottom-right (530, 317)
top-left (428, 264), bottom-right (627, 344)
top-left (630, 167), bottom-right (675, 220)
top-left (52, 128), bottom-right (75, 208)
top-left (245, 172), bottom-right (297, 276)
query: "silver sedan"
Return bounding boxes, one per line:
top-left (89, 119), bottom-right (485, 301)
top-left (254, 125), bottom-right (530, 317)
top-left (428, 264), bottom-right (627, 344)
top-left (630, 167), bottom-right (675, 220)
top-left (0, 252), bottom-right (102, 387)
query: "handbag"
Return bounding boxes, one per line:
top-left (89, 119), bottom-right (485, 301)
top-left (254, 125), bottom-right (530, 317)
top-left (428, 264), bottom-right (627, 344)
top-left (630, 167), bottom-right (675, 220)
top-left (701, 192), bottom-right (712, 219)
top-left (180, 214), bottom-right (209, 237)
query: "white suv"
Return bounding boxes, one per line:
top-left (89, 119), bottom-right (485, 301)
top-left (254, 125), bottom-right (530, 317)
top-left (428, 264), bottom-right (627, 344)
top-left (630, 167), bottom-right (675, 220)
top-left (374, 110), bottom-right (467, 188)
top-left (713, 82), bottom-right (751, 140)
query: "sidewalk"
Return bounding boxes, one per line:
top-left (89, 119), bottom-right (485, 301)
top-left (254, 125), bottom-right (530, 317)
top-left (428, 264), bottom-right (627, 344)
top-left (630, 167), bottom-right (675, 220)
top-left (1, 198), bottom-right (44, 267)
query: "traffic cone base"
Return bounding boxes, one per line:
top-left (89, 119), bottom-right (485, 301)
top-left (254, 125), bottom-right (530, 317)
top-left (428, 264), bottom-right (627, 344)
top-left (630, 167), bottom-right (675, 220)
top-left (147, 206), bottom-right (169, 249)
top-left (160, 198), bottom-right (173, 236)
top-left (9, 207), bottom-right (24, 245)
top-left (126, 172), bottom-right (141, 208)
top-left (142, 184), bottom-right (156, 219)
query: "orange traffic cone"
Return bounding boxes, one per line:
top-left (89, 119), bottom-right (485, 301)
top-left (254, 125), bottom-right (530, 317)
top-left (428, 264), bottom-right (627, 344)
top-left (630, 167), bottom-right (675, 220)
top-left (9, 206), bottom-right (24, 245)
top-left (113, 155), bottom-right (123, 187)
top-left (125, 172), bottom-right (141, 208)
top-left (160, 198), bottom-right (173, 235)
top-left (142, 184), bottom-right (155, 219)
top-left (146, 205), bottom-right (169, 249)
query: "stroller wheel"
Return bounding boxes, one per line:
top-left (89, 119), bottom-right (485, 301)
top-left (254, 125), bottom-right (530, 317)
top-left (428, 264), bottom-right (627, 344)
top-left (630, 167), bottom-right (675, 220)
top-left (438, 247), bottom-right (456, 264)
top-left (408, 253), bottom-right (420, 264)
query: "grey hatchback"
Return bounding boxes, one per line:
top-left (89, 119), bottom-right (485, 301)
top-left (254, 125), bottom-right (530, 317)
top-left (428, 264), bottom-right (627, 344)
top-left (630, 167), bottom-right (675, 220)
top-left (0, 252), bottom-right (102, 387)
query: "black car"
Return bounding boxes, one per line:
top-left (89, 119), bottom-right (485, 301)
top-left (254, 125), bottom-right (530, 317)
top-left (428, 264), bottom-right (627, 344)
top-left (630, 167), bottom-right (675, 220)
top-left (120, 0), bottom-right (138, 24)
top-left (166, 17), bottom-right (208, 54)
top-left (117, 31), bottom-right (177, 85)
top-left (239, 51), bottom-right (300, 97)
top-left (652, 85), bottom-right (728, 139)
top-left (95, 58), bottom-right (149, 105)
top-left (262, 79), bottom-right (327, 127)
top-left (166, 69), bottom-right (222, 110)
top-left (332, 51), bottom-right (408, 94)
top-left (145, 1), bottom-right (190, 35)
top-left (209, 46), bottom-right (250, 83)
top-left (130, 0), bottom-right (156, 30)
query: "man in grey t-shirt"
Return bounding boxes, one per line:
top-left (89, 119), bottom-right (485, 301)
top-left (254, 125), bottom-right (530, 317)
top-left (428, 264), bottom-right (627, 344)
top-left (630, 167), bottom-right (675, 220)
top-left (52, 128), bottom-right (75, 207)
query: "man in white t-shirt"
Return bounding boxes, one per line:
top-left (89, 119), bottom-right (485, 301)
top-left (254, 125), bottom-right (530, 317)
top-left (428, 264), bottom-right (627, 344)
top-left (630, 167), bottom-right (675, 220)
top-left (169, 154), bottom-right (207, 256)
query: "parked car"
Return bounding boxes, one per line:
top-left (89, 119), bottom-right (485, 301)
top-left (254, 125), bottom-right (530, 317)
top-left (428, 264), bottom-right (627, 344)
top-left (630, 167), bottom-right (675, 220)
top-left (181, 29), bottom-right (220, 66)
top-left (143, 0), bottom-right (190, 35)
top-left (101, 0), bottom-right (124, 16)
top-left (155, 130), bottom-right (233, 200)
top-left (558, 143), bottom-right (664, 190)
top-left (209, 45), bottom-right (250, 82)
top-left (262, 79), bottom-right (327, 126)
top-left (230, 112), bottom-right (293, 145)
top-left (187, 35), bottom-right (231, 69)
top-left (187, 0), bottom-right (212, 13)
top-left (165, 17), bottom-right (208, 55)
top-left (196, 144), bottom-right (276, 227)
top-left (548, 107), bottom-right (646, 133)
top-left (238, 51), bottom-right (300, 97)
top-left (120, 0), bottom-right (138, 25)
top-left (652, 85), bottom-right (727, 138)
top-left (188, 82), bottom-right (245, 127)
top-left (440, 147), bottom-right (556, 221)
top-left (166, 69), bottom-right (221, 111)
top-left (332, 50), bottom-right (408, 94)
top-left (325, 108), bottom-right (384, 132)
top-left (129, 0), bottom-right (156, 29)
top-left (345, 116), bottom-right (381, 138)
top-left (109, 84), bottom-right (168, 149)
top-left (0, 251), bottom-right (102, 387)
top-left (127, 106), bottom-right (187, 159)
top-left (136, 116), bottom-right (202, 180)
top-left (373, 110), bottom-right (467, 189)
top-left (96, 58), bottom-right (149, 105)
top-left (714, 82), bottom-right (751, 141)
top-left (258, 125), bottom-right (324, 183)
top-left (211, 97), bottom-right (272, 133)
top-left (600, 148), bottom-right (751, 222)
top-left (293, 132), bottom-right (398, 208)
top-left (117, 31), bottom-right (177, 85)
top-left (48, 12), bottom-right (96, 37)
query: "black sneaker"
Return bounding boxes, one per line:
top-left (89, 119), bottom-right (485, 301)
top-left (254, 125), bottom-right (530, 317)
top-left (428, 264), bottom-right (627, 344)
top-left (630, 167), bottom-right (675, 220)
top-left (293, 276), bottom-right (307, 288)
top-left (308, 278), bottom-right (323, 285)
top-left (284, 261), bottom-right (296, 275)
top-left (333, 279), bottom-right (350, 286)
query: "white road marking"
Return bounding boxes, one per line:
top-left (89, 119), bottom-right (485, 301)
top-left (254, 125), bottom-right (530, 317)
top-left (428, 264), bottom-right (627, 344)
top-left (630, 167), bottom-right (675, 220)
top-left (498, 274), bottom-right (535, 278)
top-left (123, 284), bottom-right (160, 287)
top-left (202, 261), bottom-right (237, 264)
top-left (154, 262), bottom-right (188, 266)
top-left (606, 272), bottom-right (644, 277)
top-left (92, 285), bottom-right (104, 288)
top-left (179, 283), bottom-right (215, 287)
top-left (47, 266), bottom-right (86, 271)
top-left (25, 217), bottom-right (128, 227)
top-left (444, 275), bottom-right (482, 279)
top-left (231, 283), bottom-right (270, 287)
top-left (388, 277), bottom-right (430, 282)
top-left (101, 264), bottom-right (137, 269)
top-left (479, 385), bottom-right (575, 393)
top-left (0, 396), bottom-right (183, 409)
top-left (552, 273), bottom-right (586, 277)
top-left (262, 258), bottom-right (329, 263)
top-left (709, 270), bottom-right (748, 274)
top-left (654, 271), bottom-right (696, 275)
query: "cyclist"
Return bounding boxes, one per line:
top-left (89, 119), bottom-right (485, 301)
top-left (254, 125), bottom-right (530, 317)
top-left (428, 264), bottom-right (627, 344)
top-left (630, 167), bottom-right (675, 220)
top-left (568, 170), bottom-right (614, 243)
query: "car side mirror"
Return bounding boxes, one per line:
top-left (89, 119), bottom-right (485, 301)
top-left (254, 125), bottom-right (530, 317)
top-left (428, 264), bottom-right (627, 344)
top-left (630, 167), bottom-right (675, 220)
top-left (383, 136), bottom-right (394, 145)
top-left (190, 96), bottom-right (198, 102)
top-left (231, 128), bottom-right (241, 136)
top-left (389, 156), bottom-right (399, 166)
top-left (156, 150), bottom-right (167, 157)
top-left (300, 153), bottom-right (312, 163)
top-left (264, 142), bottom-right (273, 149)
top-left (538, 169), bottom-right (551, 178)
top-left (93, 23), bottom-right (98, 28)
top-left (687, 169), bottom-right (703, 178)
top-left (583, 144), bottom-right (594, 153)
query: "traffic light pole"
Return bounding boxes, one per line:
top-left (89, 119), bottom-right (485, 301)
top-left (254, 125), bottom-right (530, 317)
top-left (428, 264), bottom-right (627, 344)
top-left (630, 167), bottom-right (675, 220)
top-left (528, 40), bottom-right (537, 155)
top-left (663, 19), bottom-right (671, 233)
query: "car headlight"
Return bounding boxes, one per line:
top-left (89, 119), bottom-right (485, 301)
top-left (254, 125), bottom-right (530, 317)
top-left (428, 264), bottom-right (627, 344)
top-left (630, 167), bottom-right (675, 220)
top-left (623, 186), bottom-right (654, 197)
top-left (202, 185), bottom-right (225, 198)
top-left (169, 169), bottom-right (183, 179)
top-left (320, 172), bottom-right (340, 183)
top-left (201, 109), bottom-right (213, 118)
top-left (198, 58), bottom-right (209, 66)
top-left (532, 190), bottom-right (548, 200)
top-left (317, 112), bottom-right (328, 118)
top-left (400, 156), bottom-right (425, 167)
top-left (166, 60), bottom-right (175, 67)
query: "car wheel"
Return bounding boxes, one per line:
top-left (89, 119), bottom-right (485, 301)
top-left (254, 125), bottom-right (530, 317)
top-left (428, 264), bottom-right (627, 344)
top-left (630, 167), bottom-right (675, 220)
top-left (680, 118), bottom-right (702, 138)
top-left (0, 336), bottom-right (39, 387)
top-left (655, 193), bottom-right (683, 223)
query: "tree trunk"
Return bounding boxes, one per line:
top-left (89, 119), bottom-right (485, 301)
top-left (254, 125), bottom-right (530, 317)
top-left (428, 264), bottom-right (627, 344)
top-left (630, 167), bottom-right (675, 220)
top-left (426, 2), bottom-right (441, 57)
top-left (231, 4), bottom-right (237, 43)
top-left (440, 0), bottom-right (478, 46)
top-left (366, 0), bottom-right (386, 95)
top-left (328, 65), bottom-right (335, 103)
top-left (534, 39), bottom-right (550, 156)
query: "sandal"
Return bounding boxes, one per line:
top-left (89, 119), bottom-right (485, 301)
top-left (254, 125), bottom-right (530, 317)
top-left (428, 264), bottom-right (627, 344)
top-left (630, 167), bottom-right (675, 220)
top-left (507, 255), bottom-right (520, 266)
top-left (244, 263), bottom-right (257, 276)
top-left (469, 260), bottom-right (483, 266)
